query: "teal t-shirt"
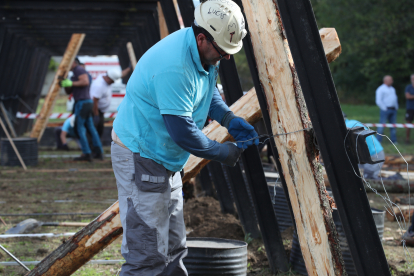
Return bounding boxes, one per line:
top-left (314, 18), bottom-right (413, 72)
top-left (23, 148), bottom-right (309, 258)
top-left (114, 28), bottom-right (219, 172)
top-left (345, 119), bottom-right (383, 156)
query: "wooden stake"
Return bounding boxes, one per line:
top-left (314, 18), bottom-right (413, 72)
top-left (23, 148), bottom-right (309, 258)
top-left (26, 29), bottom-right (341, 276)
top-left (241, 1), bottom-right (344, 275)
top-left (126, 42), bottom-right (137, 70)
top-left (157, 2), bottom-right (169, 39)
top-left (30, 34), bottom-right (85, 142)
top-left (0, 102), bottom-right (17, 138)
top-left (0, 116), bottom-right (27, 171)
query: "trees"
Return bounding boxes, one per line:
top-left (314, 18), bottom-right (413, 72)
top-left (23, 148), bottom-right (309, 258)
top-left (311, 0), bottom-right (414, 104)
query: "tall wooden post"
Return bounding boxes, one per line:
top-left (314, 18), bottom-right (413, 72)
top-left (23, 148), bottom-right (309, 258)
top-left (240, 0), bottom-right (344, 275)
top-left (157, 2), bottom-right (169, 39)
top-left (30, 34), bottom-right (85, 142)
top-left (126, 42), bottom-right (137, 70)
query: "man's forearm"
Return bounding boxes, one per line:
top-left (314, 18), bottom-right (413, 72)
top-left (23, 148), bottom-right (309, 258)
top-left (60, 131), bottom-right (67, 145)
top-left (93, 98), bottom-right (99, 116)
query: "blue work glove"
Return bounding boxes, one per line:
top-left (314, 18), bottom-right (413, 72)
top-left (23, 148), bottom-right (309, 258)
top-left (220, 142), bottom-right (244, 167)
top-left (223, 112), bottom-right (259, 149)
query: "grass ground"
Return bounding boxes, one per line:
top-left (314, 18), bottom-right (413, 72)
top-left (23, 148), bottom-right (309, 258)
top-left (341, 104), bottom-right (413, 155)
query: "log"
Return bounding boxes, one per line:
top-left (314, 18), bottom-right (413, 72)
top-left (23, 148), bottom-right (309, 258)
top-left (385, 205), bottom-right (414, 222)
top-left (27, 28), bottom-right (341, 276)
top-left (241, 1), bottom-right (344, 275)
top-left (319, 28), bottom-right (341, 63)
top-left (157, 2), bottom-right (169, 39)
top-left (126, 42), bottom-right (137, 70)
top-left (30, 34), bottom-right (85, 142)
top-left (385, 155), bottom-right (414, 165)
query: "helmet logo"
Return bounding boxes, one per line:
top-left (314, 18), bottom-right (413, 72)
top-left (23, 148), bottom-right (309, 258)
top-left (229, 31), bottom-right (235, 42)
top-left (207, 7), bottom-right (227, 20)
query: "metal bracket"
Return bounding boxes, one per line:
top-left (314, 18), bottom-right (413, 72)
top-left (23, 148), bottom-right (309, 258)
top-left (347, 127), bottom-right (384, 165)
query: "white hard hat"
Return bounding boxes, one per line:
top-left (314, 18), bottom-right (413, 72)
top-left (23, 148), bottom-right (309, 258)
top-left (107, 69), bottom-right (122, 81)
top-left (194, 0), bottom-right (247, 55)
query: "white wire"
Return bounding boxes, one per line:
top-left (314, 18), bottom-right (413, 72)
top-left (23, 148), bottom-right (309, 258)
top-left (344, 124), bottom-right (412, 262)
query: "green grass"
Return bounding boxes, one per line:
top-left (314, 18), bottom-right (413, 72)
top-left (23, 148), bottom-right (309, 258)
top-left (341, 104), bottom-right (413, 155)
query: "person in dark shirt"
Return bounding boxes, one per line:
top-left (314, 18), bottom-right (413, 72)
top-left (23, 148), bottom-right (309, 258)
top-left (79, 63), bottom-right (93, 86)
top-left (405, 74), bottom-right (414, 144)
top-left (60, 57), bottom-right (104, 161)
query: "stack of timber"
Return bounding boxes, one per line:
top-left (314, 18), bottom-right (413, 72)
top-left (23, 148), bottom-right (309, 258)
top-left (26, 28), bottom-right (341, 276)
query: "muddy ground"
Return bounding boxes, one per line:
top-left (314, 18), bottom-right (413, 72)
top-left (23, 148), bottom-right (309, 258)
top-left (0, 150), bottom-right (413, 275)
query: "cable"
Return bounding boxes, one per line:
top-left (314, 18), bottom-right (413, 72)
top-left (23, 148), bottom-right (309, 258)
top-left (234, 127), bottom-right (312, 144)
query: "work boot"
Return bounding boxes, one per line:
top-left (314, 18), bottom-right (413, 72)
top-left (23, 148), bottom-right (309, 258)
top-left (73, 154), bottom-right (92, 162)
top-left (92, 147), bottom-right (104, 160)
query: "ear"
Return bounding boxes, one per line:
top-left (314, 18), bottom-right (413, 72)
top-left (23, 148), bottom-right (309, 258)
top-left (196, 33), bottom-right (207, 47)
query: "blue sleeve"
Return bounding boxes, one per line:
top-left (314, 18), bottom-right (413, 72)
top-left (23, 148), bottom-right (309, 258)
top-left (162, 114), bottom-right (228, 162)
top-left (208, 87), bottom-right (231, 125)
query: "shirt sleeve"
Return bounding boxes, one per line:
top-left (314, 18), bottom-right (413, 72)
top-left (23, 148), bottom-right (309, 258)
top-left (90, 81), bottom-right (103, 99)
top-left (208, 87), bottom-right (231, 125)
top-left (153, 71), bottom-right (195, 117)
top-left (162, 114), bottom-right (228, 162)
top-left (375, 87), bottom-right (386, 111)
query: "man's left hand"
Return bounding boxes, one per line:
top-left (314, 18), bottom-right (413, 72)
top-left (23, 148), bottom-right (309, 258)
top-left (59, 79), bottom-right (73, 87)
top-left (228, 117), bottom-right (259, 149)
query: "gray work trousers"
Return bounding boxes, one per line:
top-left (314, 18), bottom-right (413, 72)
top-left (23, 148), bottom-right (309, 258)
top-left (111, 142), bottom-right (188, 276)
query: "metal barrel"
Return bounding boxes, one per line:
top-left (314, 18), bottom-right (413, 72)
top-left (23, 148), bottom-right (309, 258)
top-left (1, 137), bottom-right (38, 166)
top-left (267, 182), bottom-right (294, 232)
top-left (290, 208), bottom-right (385, 275)
top-left (183, 237), bottom-right (248, 275)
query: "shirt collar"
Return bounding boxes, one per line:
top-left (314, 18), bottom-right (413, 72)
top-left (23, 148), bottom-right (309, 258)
top-left (189, 28), bottom-right (212, 75)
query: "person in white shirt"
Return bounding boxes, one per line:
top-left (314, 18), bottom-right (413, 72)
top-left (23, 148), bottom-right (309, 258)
top-left (375, 75), bottom-right (398, 143)
top-left (89, 69), bottom-right (122, 141)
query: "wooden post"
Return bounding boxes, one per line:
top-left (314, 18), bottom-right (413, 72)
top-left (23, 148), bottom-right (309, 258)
top-left (157, 2), bottom-right (169, 39)
top-left (0, 102), bottom-right (17, 138)
top-left (126, 42), bottom-right (137, 70)
top-left (0, 116), bottom-right (27, 171)
top-left (241, 1), bottom-right (344, 275)
top-left (30, 34), bottom-right (85, 142)
top-left (26, 29), bottom-right (341, 276)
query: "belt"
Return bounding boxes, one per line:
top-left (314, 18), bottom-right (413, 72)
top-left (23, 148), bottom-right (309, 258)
top-left (387, 107), bottom-right (396, 110)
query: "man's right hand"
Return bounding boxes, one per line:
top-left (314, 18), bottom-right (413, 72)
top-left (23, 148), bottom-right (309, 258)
top-left (220, 142), bottom-right (244, 167)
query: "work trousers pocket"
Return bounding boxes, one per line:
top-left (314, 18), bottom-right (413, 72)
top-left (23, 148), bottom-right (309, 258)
top-left (133, 153), bottom-right (169, 193)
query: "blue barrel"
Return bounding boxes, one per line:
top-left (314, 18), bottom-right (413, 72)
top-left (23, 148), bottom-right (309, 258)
top-left (267, 182), bottom-right (294, 232)
top-left (183, 237), bottom-right (248, 275)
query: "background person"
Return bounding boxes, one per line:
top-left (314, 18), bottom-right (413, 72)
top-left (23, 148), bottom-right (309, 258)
top-left (375, 75), bottom-right (398, 143)
top-left (111, 1), bottom-right (257, 275)
top-left (405, 74), bottom-right (414, 143)
top-left (55, 116), bottom-right (77, 151)
top-left (60, 57), bottom-right (103, 161)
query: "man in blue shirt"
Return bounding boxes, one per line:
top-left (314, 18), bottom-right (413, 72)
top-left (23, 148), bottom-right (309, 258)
top-left (55, 116), bottom-right (77, 150)
top-left (111, 1), bottom-right (258, 275)
top-left (405, 74), bottom-right (414, 143)
top-left (375, 75), bottom-right (398, 143)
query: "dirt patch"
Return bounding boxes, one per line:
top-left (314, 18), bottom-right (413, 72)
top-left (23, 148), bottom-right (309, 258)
top-left (184, 196), bottom-right (244, 241)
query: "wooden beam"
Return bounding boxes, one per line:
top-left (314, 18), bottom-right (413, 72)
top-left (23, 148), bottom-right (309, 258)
top-left (0, 116), bottom-right (27, 171)
top-left (157, 2), bottom-right (169, 39)
top-left (241, 1), bottom-right (344, 275)
top-left (30, 34), bottom-right (85, 142)
top-left (126, 42), bottom-right (137, 70)
top-left (0, 102), bottom-right (17, 138)
top-left (27, 28), bottom-right (341, 276)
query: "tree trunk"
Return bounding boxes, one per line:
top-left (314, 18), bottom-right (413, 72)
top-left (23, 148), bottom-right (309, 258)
top-left (30, 34), bottom-right (85, 142)
top-left (26, 27), bottom-right (341, 276)
top-left (241, 0), bottom-right (344, 275)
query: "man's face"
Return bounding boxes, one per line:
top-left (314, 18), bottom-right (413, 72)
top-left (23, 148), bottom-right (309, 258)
top-left (197, 34), bottom-right (230, 67)
top-left (70, 61), bottom-right (77, 71)
top-left (384, 76), bottom-right (393, 86)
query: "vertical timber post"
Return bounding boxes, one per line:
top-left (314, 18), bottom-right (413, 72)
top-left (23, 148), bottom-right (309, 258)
top-left (30, 33), bottom-right (85, 142)
top-left (220, 56), bottom-right (289, 272)
top-left (237, 0), bottom-right (345, 275)
top-left (275, 0), bottom-right (391, 275)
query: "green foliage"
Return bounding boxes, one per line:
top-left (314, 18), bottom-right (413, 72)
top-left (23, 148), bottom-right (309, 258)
top-left (311, 0), bottom-right (414, 104)
top-left (244, 233), bottom-right (254, 245)
top-left (48, 57), bottom-right (59, 71)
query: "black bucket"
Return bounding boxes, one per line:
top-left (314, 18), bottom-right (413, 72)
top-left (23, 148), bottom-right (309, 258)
top-left (0, 137), bottom-right (38, 166)
top-left (267, 182), bottom-right (294, 232)
top-left (290, 208), bottom-right (385, 275)
top-left (183, 237), bottom-right (248, 275)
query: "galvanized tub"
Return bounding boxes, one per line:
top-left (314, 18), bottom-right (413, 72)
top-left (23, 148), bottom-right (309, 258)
top-left (290, 208), bottom-right (385, 275)
top-left (0, 137), bottom-right (38, 166)
top-left (183, 237), bottom-right (248, 275)
top-left (267, 182), bottom-right (294, 232)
